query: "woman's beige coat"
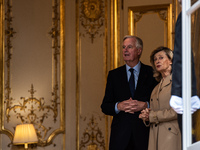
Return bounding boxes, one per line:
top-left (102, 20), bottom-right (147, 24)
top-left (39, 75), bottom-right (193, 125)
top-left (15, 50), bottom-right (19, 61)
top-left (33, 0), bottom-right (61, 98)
top-left (147, 74), bottom-right (181, 150)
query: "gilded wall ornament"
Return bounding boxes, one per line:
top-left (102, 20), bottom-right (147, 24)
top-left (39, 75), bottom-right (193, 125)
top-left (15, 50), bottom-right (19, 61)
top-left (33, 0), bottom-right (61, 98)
top-left (134, 12), bottom-right (145, 23)
top-left (157, 10), bottom-right (167, 21)
top-left (7, 85), bottom-right (55, 146)
top-left (80, 0), bottom-right (104, 43)
top-left (80, 115), bottom-right (105, 150)
top-left (133, 10), bottom-right (167, 23)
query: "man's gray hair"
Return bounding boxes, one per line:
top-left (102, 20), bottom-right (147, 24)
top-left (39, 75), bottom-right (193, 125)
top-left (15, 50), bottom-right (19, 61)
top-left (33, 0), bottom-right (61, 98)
top-left (123, 35), bottom-right (143, 50)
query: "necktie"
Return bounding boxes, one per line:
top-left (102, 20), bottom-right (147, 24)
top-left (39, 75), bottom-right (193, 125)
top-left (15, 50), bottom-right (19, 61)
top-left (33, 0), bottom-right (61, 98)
top-left (129, 68), bottom-right (135, 98)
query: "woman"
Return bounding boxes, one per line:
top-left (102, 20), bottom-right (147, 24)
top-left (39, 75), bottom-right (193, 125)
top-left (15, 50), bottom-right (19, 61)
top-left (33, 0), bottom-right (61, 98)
top-left (139, 46), bottom-right (181, 150)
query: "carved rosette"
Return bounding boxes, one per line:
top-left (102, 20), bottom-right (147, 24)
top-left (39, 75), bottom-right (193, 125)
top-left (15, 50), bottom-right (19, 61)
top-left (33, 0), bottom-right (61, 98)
top-left (80, 0), bottom-right (104, 43)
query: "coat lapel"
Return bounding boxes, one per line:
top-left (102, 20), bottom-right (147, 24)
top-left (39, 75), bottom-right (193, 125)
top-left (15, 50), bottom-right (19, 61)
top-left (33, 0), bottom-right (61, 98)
top-left (159, 74), bottom-right (172, 91)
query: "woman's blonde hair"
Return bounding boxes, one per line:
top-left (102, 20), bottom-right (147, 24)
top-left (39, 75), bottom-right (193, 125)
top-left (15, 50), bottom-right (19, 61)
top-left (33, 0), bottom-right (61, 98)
top-left (150, 46), bottom-right (173, 82)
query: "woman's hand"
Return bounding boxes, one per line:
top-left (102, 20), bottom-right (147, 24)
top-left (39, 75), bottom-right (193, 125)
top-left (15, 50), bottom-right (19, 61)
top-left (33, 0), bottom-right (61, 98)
top-left (139, 108), bottom-right (150, 121)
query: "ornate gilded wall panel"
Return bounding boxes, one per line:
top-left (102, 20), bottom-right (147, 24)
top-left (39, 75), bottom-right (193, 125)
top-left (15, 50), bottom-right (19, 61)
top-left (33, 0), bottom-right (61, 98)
top-left (128, 4), bottom-right (173, 65)
top-left (76, 0), bottom-right (108, 149)
top-left (0, 0), bottom-right (65, 148)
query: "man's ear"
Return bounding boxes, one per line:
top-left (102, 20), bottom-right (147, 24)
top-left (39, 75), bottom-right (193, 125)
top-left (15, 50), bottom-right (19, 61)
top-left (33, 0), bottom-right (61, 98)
top-left (138, 48), bottom-right (142, 55)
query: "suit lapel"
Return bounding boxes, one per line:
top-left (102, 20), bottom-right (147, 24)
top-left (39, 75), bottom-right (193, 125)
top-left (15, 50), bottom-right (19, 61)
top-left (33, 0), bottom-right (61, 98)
top-left (135, 64), bottom-right (148, 94)
top-left (134, 63), bottom-right (152, 98)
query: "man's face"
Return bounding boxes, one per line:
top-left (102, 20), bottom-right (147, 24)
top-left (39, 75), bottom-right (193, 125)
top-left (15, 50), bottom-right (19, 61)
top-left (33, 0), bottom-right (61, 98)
top-left (122, 38), bottom-right (141, 64)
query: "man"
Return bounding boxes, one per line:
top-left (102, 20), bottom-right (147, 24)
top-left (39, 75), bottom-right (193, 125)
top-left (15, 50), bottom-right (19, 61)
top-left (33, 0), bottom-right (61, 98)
top-left (169, 0), bottom-right (200, 133)
top-left (101, 35), bottom-right (157, 150)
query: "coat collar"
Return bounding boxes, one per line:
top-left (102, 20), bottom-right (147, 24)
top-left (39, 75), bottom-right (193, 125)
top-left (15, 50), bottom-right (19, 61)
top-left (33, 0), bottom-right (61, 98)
top-left (159, 74), bottom-right (172, 90)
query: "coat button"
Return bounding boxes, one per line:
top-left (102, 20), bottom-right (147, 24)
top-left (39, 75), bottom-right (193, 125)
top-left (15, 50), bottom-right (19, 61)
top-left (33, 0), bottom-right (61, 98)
top-left (155, 124), bottom-right (157, 127)
top-left (168, 128), bottom-right (171, 131)
top-left (151, 99), bottom-right (153, 101)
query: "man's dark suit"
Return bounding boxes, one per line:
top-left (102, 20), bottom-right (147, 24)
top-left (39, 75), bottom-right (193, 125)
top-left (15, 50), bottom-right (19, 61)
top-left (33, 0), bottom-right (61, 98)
top-left (171, 12), bottom-right (197, 98)
top-left (101, 63), bottom-right (157, 150)
top-left (171, 12), bottom-right (197, 133)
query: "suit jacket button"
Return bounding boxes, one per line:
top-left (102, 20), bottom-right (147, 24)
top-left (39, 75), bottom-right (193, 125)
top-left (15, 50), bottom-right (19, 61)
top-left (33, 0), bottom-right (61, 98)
top-left (151, 99), bottom-right (153, 101)
top-left (155, 124), bottom-right (157, 127)
top-left (168, 128), bottom-right (171, 131)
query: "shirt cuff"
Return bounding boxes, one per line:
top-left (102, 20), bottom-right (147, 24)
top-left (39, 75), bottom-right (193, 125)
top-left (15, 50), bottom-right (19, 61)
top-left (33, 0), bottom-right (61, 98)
top-left (115, 102), bottom-right (120, 114)
top-left (147, 102), bottom-right (150, 108)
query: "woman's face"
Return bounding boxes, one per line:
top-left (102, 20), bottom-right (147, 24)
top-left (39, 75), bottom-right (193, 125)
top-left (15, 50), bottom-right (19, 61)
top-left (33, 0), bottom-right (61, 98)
top-left (153, 51), bottom-right (172, 74)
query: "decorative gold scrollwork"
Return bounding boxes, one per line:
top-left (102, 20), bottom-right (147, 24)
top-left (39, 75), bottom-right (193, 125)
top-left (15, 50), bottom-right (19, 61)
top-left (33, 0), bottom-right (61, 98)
top-left (80, 115), bottom-right (105, 150)
top-left (80, 0), bottom-right (104, 43)
top-left (6, 84), bottom-right (58, 146)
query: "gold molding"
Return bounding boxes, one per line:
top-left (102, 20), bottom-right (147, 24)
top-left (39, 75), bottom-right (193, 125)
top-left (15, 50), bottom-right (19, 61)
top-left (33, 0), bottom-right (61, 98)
top-left (104, 1), bottom-right (121, 150)
top-left (128, 4), bottom-right (173, 49)
top-left (0, 0), bottom-right (13, 142)
top-left (110, 0), bottom-right (120, 69)
top-left (105, 1), bottom-right (121, 150)
top-left (0, 0), bottom-right (65, 147)
top-left (76, 0), bottom-right (80, 149)
top-left (104, 0), bottom-right (108, 149)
